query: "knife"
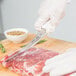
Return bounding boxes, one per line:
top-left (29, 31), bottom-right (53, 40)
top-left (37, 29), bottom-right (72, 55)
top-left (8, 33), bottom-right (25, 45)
top-left (5, 29), bottom-right (46, 62)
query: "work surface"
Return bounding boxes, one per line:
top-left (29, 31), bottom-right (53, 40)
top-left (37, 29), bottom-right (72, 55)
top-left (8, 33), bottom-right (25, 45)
top-left (0, 33), bottom-right (76, 76)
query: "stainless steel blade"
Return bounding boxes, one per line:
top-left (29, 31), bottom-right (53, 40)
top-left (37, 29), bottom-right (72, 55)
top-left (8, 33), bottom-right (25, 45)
top-left (5, 29), bottom-right (46, 62)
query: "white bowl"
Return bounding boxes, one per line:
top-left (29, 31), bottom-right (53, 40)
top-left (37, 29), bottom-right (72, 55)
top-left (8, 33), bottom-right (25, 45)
top-left (4, 28), bottom-right (28, 43)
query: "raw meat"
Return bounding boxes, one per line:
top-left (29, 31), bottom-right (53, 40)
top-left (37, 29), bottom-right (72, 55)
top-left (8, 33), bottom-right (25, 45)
top-left (0, 47), bottom-right (58, 76)
top-left (0, 47), bottom-right (75, 76)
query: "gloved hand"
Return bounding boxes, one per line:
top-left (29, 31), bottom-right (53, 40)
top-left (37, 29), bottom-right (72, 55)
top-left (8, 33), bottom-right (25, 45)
top-left (43, 48), bottom-right (76, 76)
top-left (35, 0), bottom-right (68, 33)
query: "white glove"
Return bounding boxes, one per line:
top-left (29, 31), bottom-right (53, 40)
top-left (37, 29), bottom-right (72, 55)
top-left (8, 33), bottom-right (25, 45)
top-left (35, 0), bottom-right (68, 33)
top-left (43, 48), bottom-right (76, 76)
top-left (70, 73), bottom-right (76, 76)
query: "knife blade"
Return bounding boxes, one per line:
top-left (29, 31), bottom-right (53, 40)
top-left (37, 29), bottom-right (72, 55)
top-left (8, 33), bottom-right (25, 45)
top-left (5, 29), bottom-right (46, 62)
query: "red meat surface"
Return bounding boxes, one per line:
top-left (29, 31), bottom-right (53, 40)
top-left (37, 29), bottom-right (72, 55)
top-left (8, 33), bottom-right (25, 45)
top-left (0, 47), bottom-right (75, 76)
top-left (0, 48), bottom-right (58, 76)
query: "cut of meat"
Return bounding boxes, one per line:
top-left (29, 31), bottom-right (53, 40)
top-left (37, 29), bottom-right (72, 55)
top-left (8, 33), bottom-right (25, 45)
top-left (0, 47), bottom-right (75, 76)
top-left (0, 47), bottom-right (58, 76)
